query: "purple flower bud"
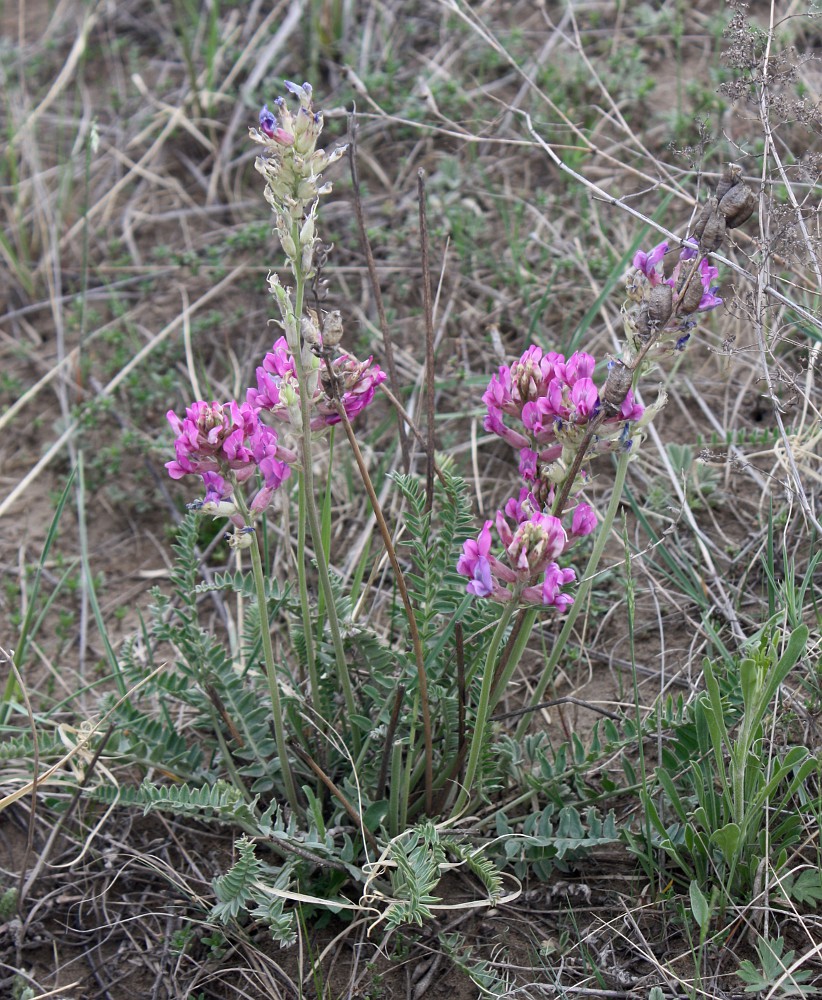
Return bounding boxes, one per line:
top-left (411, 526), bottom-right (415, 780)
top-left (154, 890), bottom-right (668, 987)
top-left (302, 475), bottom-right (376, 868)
top-left (633, 241), bottom-right (668, 285)
top-left (258, 105), bottom-right (295, 145)
top-left (259, 105), bottom-right (277, 136)
top-left (571, 503), bottom-right (596, 537)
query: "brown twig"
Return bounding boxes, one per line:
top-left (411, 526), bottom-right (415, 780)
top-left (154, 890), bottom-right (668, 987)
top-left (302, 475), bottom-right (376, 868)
top-left (348, 111), bottom-right (410, 472)
top-left (491, 696), bottom-right (622, 723)
top-left (292, 744), bottom-right (379, 852)
top-left (321, 358), bottom-right (434, 815)
top-left (379, 382), bottom-right (449, 488)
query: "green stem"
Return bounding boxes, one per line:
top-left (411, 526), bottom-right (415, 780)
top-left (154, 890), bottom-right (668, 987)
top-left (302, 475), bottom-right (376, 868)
top-left (453, 599), bottom-right (518, 816)
top-left (296, 472), bottom-right (321, 710)
top-left (288, 223), bottom-right (360, 755)
top-left (233, 483), bottom-right (301, 815)
top-left (514, 451), bottom-right (632, 741)
top-left (489, 606), bottom-right (539, 710)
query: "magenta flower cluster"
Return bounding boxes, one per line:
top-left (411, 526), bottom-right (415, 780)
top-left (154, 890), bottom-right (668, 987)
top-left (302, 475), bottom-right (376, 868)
top-left (247, 335), bottom-right (386, 429)
top-left (457, 343), bottom-right (621, 608)
top-left (166, 339), bottom-right (385, 522)
top-left (483, 345), bottom-right (644, 493)
top-left (166, 400), bottom-right (294, 519)
top-left (457, 491), bottom-right (595, 609)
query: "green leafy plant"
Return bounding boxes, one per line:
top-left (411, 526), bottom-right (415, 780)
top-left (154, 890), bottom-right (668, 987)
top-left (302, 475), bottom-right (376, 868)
top-left (635, 625), bottom-right (813, 900)
top-left (738, 935), bottom-right (820, 998)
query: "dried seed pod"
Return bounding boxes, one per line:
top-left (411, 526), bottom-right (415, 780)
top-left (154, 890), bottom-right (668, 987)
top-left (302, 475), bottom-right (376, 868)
top-left (679, 272), bottom-right (706, 314)
top-left (634, 305), bottom-right (651, 343)
top-left (648, 283), bottom-right (673, 329)
top-left (601, 360), bottom-right (633, 417)
top-left (698, 204), bottom-right (726, 252)
top-left (321, 309), bottom-right (344, 348)
top-left (691, 199), bottom-right (714, 243)
top-left (301, 312), bottom-right (322, 347)
top-left (715, 163), bottom-right (743, 202)
top-left (719, 183), bottom-right (756, 229)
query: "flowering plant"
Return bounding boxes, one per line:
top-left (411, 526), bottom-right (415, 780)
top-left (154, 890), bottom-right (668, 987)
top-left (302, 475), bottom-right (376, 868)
top-left (450, 165), bottom-right (756, 788)
top-left (247, 334), bottom-right (386, 429)
top-left (162, 82), bottom-right (386, 812)
top-left (140, 81), bottom-right (761, 940)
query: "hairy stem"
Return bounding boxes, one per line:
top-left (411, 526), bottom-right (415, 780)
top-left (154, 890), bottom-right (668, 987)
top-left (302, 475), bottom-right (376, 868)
top-left (296, 472), bottom-right (320, 710)
top-left (288, 223), bottom-right (360, 755)
top-left (232, 482), bottom-right (301, 815)
top-left (514, 450), bottom-right (632, 741)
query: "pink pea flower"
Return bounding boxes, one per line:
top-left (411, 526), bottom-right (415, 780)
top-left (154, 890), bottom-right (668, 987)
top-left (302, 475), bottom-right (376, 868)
top-left (558, 351), bottom-right (596, 385)
top-left (522, 563), bottom-right (577, 610)
top-left (247, 338), bottom-right (300, 421)
top-left (502, 489), bottom-right (538, 523)
top-left (571, 503), bottom-right (596, 537)
top-left (618, 389), bottom-right (644, 422)
top-left (458, 496), bottom-right (587, 608)
top-left (456, 520), bottom-right (495, 598)
top-left (519, 400), bottom-right (557, 444)
top-left (258, 105), bottom-right (295, 146)
top-left (314, 354), bottom-right (387, 426)
top-left (486, 407), bottom-right (530, 449)
top-left (248, 336), bottom-right (386, 428)
top-left (633, 241), bottom-right (668, 285)
top-left (483, 346), bottom-right (646, 474)
top-left (634, 244), bottom-right (723, 320)
top-left (518, 448), bottom-right (538, 482)
top-left (696, 259), bottom-right (723, 311)
top-left (496, 507), bottom-right (567, 577)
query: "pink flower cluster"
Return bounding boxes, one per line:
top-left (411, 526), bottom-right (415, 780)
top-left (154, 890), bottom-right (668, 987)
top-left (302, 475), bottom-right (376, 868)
top-left (457, 490), bottom-right (595, 609)
top-left (166, 401), bottom-right (294, 517)
top-left (457, 344), bottom-right (621, 608)
top-left (166, 337), bottom-right (385, 524)
top-left (247, 335), bottom-right (386, 429)
top-left (634, 241), bottom-right (722, 313)
top-left (483, 345), bottom-right (644, 495)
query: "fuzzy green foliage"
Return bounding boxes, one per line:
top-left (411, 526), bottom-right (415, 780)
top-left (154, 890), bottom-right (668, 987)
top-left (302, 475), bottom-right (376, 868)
top-left (440, 930), bottom-right (512, 997)
top-left (495, 803), bottom-right (620, 881)
top-left (381, 823), bottom-right (447, 928)
top-left (96, 471), bottom-right (523, 931)
top-left (0, 887), bottom-right (17, 920)
top-left (738, 935), bottom-right (820, 997)
top-left (211, 836), bottom-right (297, 945)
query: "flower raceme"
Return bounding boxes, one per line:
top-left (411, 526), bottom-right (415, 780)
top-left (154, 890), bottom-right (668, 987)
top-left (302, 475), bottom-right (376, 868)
top-left (165, 400), bottom-right (294, 518)
top-left (462, 344), bottom-right (637, 609)
top-left (247, 335), bottom-right (387, 430)
top-left (457, 492), bottom-right (595, 609)
top-left (482, 345), bottom-right (646, 498)
top-left (165, 84), bottom-right (388, 533)
top-left (250, 81), bottom-right (347, 291)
